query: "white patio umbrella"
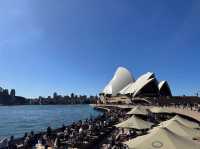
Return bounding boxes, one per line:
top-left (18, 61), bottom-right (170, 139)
top-left (158, 119), bottom-right (200, 139)
top-left (115, 115), bottom-right (154, 130)
top-left (124, 127), bottom-right (200, 149)
top-left (171, 115), bottom-right (200, 129)
top-left (127, 106), bottom-right (148, 115)
top-left (150, 107), bottom-right (171, 114)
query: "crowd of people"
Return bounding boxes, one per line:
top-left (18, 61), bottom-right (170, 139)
top-left (99, 109), bottom-right (154, 149)
top-left (98, 102), bottom-right (200, 149)
top-left (2, 108), bottom-right (123, 149)
top-left (155, 102), bottom-right (200, 112)
top-left (1, 101), bottom-right (200, 149)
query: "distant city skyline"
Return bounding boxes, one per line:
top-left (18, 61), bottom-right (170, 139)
top-left (0, 0), bottom-right (200, 98)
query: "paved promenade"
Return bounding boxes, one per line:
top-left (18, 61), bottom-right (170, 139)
top-left (91, 104), bottom-right (200, 122)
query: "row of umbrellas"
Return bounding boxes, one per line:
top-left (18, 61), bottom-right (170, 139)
top-left (115, 106), bottom-right (200, 149)
top-left (124, 127), bottom-right (200, 149)
top-left (127, 106), bottom-right (171, 115)
top-left (115, 116), bottom-right (153, 130)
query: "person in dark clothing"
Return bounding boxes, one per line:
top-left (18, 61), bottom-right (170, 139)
top-left (8, 136), bottom-right (17, 149)
top-left (57, 137), bottom-right (61, 148)
top-left (23, 132), bottom-right (28, 139)
top-left (62, 124), bottom-right (66, 132)
top-left (29, 131), bottom-right (37, 147)
top-left (47, 126), bottom-right (52, 138)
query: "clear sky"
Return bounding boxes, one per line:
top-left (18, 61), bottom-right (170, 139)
top-left (0, 0), bottom-right (200, 98)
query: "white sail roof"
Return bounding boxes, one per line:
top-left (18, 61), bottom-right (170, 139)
top-left (158, 80), bottom-right (172, 96)
top-left (102, 68), bottom-right (172, 97)
top-left (133, 78), bottom-right (157, 97)
top-left (119, 83), bottom-right (133, 94)
top-left (119, 72), bottom-right (156, 95)
top-left (136, 72), bottom-right (155, 82)
top-left (115, 115), bottom-right (154, 130)
top-left (124, 127), bottom-right (200, 149)
top-left (158, 81), bottom-right (167, 90)
top-left (102, 67), bottom-right (134, 96)
top-left (120, 82), bottom-right (136, 94)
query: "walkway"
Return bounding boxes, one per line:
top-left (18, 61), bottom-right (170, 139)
top-left (91, 104), bottom-right (200, 122)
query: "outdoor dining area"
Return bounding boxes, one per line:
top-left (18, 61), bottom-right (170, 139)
top-left (2, 105), bottom-right (200, 149)
top-left (1, 108), bottom-right (122, 149)
top-left (32, 111), bottom-right (119, 149)
top-left (104, 105), bottom-right (200, 149)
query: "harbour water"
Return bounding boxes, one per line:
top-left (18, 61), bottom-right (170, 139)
top-left (0, 105), bottom-right (101, 138)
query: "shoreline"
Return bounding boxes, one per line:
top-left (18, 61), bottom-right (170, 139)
top-left (0, 103), bottom-right (92, 107)
top-left (2, 104), bottom-right (200, 149)
top-left (0, 105), bottom-right (101, 138)
top-left (1, 105), bottom-right (111, 149)
top-left (6, 107), bottom-right (119, 149)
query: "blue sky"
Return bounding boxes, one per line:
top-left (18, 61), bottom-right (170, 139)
top-left (0, 0), bottom-right (200, 98)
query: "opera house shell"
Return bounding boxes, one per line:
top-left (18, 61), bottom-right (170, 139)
top-left (102, 67), bottom-right (134, 96)
top-left (101, 67), bottom-right (172, 97)
top-left (159, 81), bottom-right (172, 97)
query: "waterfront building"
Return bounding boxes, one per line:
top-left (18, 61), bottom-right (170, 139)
top-left (100, 66), bottom-right (172, 103)
top-left (3, 89), bottom-right (9, 95)
top-left (10, 89), bottom-right (16, 96)
top-left (53, 92), bottom-right (58, 99)
top-left (0, 87), bottom-right (3, 92)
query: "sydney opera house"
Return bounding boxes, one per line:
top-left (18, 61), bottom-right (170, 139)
top-left (100, 67), bottom-right (172, 102)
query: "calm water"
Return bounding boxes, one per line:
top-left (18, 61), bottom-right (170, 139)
top-left (0, 105), bottom-right (101, 138)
